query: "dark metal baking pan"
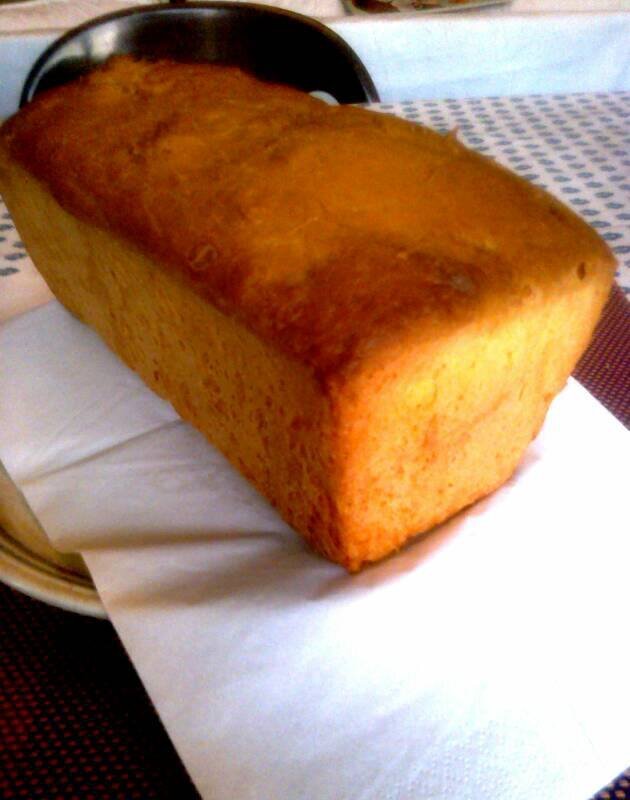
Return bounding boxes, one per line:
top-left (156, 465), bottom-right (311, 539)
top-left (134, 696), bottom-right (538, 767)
top-left (20, 1), bottom-right (379, 106)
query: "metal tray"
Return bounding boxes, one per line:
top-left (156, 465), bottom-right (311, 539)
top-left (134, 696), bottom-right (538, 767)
top-left (21, 1), bottom-right (379, 106)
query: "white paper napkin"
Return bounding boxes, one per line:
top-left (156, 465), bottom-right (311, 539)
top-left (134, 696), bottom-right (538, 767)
top-left (1, 299), bottom-right (629, 800)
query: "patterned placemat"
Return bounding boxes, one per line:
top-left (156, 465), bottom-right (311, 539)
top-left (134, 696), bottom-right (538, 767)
top-left (593, 769), bottom-right (630, 800)
top-left (0, 205), bottom-right (22, 269)
top-left (0, 203), bottom-right (53, 323)
top-left (574, 284), bottom-right (630, 427)
top-left (592, 768), bottom-right (630, 800)
top-left (0, 581), bottom-right (200, 800)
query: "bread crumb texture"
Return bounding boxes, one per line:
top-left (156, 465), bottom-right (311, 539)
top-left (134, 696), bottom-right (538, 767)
top-left (0, 58), bottom-right (615, 569)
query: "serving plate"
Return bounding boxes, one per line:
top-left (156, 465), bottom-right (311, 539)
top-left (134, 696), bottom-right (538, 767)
top-left (0, 460), bottom-right (106, 618)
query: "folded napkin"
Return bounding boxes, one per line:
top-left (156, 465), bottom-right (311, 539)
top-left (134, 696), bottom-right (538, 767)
top-left (1, 297), bottom-right (629, 800)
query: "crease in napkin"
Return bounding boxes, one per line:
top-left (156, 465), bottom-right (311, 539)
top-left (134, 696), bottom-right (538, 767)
top-left (1, 300), bottom-right (629, 800)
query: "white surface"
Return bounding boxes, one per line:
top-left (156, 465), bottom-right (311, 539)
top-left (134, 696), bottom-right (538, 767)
top-left (335, 12), bottom-right (630, 101)
top-left (1, 300), bottom-right (629, 800)
top-left (0, 4), bottom-right (628, 115)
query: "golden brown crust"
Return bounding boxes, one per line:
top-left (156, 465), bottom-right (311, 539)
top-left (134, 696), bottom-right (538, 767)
top-left (1, 57), bottom-right (614, 383)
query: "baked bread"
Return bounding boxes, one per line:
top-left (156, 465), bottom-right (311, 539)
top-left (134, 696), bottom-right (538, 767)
top-left (0, 57), bottom-right (614, 570)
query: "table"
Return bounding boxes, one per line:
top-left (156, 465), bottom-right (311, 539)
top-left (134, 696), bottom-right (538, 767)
top-left (1, 91), bottom-right (628, 799)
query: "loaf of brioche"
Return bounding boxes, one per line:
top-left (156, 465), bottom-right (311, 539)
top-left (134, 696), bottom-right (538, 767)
top-left (0, 57), bottom-right (614, 570)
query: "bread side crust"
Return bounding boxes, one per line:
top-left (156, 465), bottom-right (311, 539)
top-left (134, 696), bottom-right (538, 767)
top-left (331, 256), bottom-right (611, 567)
top-left (0, 154), bottom-right (356, 565)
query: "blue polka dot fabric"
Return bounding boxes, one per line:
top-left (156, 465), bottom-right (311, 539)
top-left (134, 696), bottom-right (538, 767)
top-left (377, 91), bottom-right (630, 294)
top-left (0, 204), bottom-right (27, 276)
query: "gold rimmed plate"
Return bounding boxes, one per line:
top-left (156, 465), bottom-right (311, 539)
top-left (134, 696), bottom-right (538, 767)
top-left (0, 461), bottom-right (106, 617)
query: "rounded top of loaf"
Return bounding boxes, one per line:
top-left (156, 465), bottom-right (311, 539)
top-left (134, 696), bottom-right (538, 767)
top-left (1, 57), bottom-right (614, 380)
